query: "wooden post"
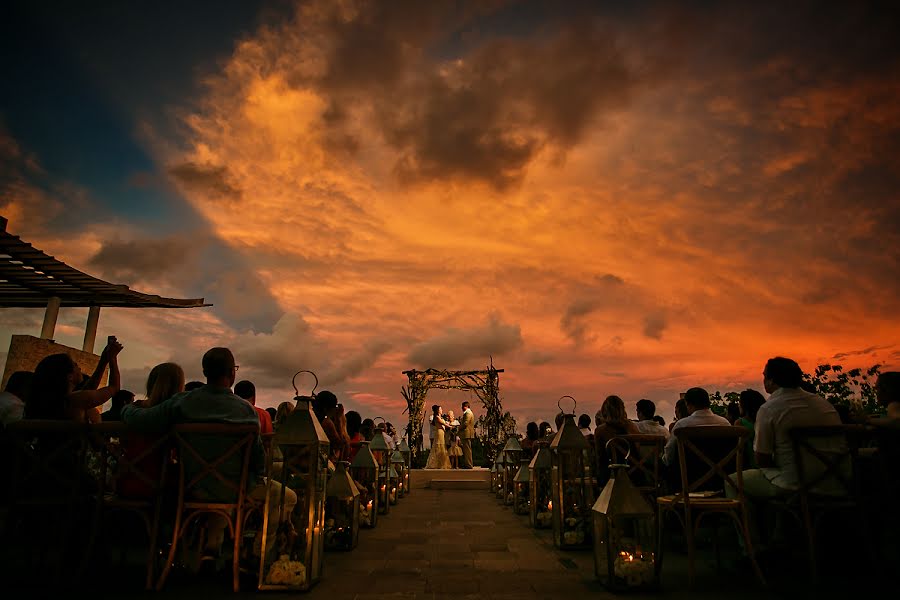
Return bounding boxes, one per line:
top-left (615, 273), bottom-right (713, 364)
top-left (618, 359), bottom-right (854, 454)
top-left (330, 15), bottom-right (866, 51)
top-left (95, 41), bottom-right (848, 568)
top-left (40, 296), bottom-right (61, 339)
top-left (82, 305), bottom-right (101, 353)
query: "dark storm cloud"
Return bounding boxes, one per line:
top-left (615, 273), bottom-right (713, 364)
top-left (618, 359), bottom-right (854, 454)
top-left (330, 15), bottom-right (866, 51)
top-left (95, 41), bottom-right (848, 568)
top-left (832, 345), bottom-right (894, 361)
top-left (642, 312), bottom-right (667, 340)
top-left (269, 0), bottom-right (674, 189)
top-left (168, 162), bottom-right (242, 200)
top-left (321, 340), bottom-right (393, 386)
top-left (87, 234), bottom-right (283, 333)
top-left (560, 274), bottom-right (669, 345)
top-left (88, 237), bottom-right (198, 281)
top-left (376, 23), bottom-right (637, 189)
top-left (406, 313), bottom-right (523, 368)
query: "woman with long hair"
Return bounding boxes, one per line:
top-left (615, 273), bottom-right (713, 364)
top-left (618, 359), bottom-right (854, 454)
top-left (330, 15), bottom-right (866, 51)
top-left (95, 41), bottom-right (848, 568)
top-left (26, 336), bottom-right (123, 422)
top-left (593, 395), bottom-right (640, 485)
top-left (118, 362), bottom-right (185, 499)
top-left (143, 362), bottom-right (186, 407)
top-left (425, 405), bottom-right (451, 469)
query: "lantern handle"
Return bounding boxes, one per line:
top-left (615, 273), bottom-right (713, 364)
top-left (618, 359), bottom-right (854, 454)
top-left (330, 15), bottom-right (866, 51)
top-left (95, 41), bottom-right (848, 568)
top-left (558, 395), bottom-right (576, 414)
top-left (292, 370), bottom-right (318, 397)
top-left (604, 436), bottom-right (634, 468)
top-left (374, 416), bottom-right (386, 429)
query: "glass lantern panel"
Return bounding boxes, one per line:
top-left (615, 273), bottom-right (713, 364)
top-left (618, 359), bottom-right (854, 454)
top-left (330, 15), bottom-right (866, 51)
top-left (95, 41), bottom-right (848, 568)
top-left (324, 496), bottom-right (360, 551)
top-left (259, 442), bottom-right (327, 591)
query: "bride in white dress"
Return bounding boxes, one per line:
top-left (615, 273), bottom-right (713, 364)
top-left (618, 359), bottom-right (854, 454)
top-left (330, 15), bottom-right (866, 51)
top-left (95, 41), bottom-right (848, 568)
top-left (425, 404), bottom-right (452, 469)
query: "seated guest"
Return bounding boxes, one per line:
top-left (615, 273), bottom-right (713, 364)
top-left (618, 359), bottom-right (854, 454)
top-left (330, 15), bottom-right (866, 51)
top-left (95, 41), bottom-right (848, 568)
top-left (730, 357), bottom-right (844, 553)
top-left (521, 421), bottom-right (540, 457)
top-left (269, 401), bottom-right (296, 472)
top-left (312, 390), bottom-right (343, 462)
top-left (734, 389), bottom-right (766, 468)
top-left (118, 362), bottom-right (185, 499)
top-left (578, 413), bottom-right (592, 436)
top-left (360, 418), bottom-right (375, 441)
top-left (594, 395), bottom-right (641, 484)
top-left (634, 399), bottom-right (669, 438)
top-left (101, 389), bottom-right (135, 421)
top-left (726, 400), bottom-right (742, 425)
top-left (234, 379), bottom-right (273, 435)
top-left (274, 401), bottom-right (295, 430)
top-left (539, 421), bottom-right (554, 439)
top-left (662, 387), bottom-right (730, 467)
top-left (335, 404), bottom-right (353, 458)
top-left (872, 371), bottom-right (900, 420)
top-left (669, 398), bottom-right (689, 433)
top-left (121, 347), bottom-right (296, 560)
top-left (26, 336), bottom-right (124, 423)
top-left (0, 370), bottom-right (32, 426)
top-left (346, 410), bottom-right (363, 460)
top-left (185, 380), bottom-right (204, 391)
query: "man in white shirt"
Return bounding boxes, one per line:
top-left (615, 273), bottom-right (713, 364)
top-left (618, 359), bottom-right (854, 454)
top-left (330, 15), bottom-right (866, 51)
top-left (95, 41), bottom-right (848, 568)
top-left (663, 387), bottom-right (730, 466)
top-left (729, 356), bottom-right (843, 553)
top-left (0, 370), bottom-right (32, 426)
top-left (742, 357), bottom-right (843, 494)
top-left (634, 399), bottom-right (670, 440)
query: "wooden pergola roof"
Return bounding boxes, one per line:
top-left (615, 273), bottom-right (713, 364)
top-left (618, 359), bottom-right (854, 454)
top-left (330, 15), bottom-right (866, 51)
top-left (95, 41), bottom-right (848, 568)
top-left (0, 220), bottom-right (210, 309)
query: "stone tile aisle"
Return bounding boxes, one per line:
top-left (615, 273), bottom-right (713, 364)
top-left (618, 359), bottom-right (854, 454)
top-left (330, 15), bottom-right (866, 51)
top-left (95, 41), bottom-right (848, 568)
top-left (306, 485), bottom-right (768, 600)
top-left (82, 479), bottom-right (876, 598)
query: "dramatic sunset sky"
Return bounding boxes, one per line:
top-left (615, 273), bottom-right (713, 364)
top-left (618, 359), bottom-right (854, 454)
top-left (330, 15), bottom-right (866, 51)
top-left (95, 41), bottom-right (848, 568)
top-left (2, 0), bottom-right (898, 434)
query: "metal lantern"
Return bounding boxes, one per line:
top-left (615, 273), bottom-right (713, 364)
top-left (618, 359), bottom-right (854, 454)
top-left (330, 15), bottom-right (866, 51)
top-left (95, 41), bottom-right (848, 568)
top-left (494, 453), bottom-right (506, 500)
top-left (390, 450), bottom-right (406, 501)
top-left (501, 435), bottom-right (524, 506)
top-left (397, 438), bottom-right (411, 496)
top-left (593, 464), bottom-right (658, 590)
top-left (349, 441), bottom-right (378, 528)
top-left (489, 462), bottom-right (500, 494)
top-left (513, 458), bottom-right (531, 516)
top-left (388, 465), bottom-right (400, 505)
top-left (529, 441), bottom-right (553, 528)
top-left (324, 461), bottom-right (360, 552)
top-left (258, 372), bottom-right (329, 592)
top-left (369, 419), bottom-right (393, 516)
top-left (550, 395), bottom-right (594, 550)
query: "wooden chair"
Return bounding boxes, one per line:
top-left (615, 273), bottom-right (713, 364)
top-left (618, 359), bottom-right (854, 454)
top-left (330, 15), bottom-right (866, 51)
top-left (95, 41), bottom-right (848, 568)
top-left (655, 425), bottom-right (765, 587)
top-left (863, 420), bottom-right (900, 566)
top-left (155, 423), bottom-right (261, 593)
top-left (86, 422), bottom-right (174, 590)
top-left (1, 420), bottom-right (93, 586)
top-left (606, 434), bottom-right (667, 503)
top-left (770, 424), bottom-right (873, 583)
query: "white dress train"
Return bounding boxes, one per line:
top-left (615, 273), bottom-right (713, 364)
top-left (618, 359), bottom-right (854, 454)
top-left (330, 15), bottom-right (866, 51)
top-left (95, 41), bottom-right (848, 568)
top-left (426, 427), bottom-right (452, 469)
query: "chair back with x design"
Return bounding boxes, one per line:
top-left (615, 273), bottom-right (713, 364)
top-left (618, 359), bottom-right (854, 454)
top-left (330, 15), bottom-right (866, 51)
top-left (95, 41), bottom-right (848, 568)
top-left (2, 420), bottom-right (93, 586)
top-left (86, 422), bottom-right (174, 590)
top-left (656, 426), bottom-right (765, 588)
top-left (606, 434), bottom-right (667, 502)
top-left (782, 424), bottom-right (872, 582)
top-left (155, 423), bottom-right (261, 593)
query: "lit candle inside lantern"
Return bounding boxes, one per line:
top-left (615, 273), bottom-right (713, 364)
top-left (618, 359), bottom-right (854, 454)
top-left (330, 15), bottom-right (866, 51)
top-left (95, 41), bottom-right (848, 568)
top-left (548, 501), bottom-right (552, 510)
top-left (380, 485), bottom-right (386, 492)
top-left (367, 500), bottom-right (373, 510)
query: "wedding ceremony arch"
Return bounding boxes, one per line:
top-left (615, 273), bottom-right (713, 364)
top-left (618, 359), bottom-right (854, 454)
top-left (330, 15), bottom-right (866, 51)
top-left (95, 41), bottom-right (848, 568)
top-left (401, 359), bottom-right (515, 466)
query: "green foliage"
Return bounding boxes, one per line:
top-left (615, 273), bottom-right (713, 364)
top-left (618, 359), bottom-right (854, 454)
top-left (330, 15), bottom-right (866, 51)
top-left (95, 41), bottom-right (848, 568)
top-left (709, 363), bottom-right (883, 418)
top-left (476, 410), bottom-right (517, 465)
top-left (802, 363), bottom-right (882, 416)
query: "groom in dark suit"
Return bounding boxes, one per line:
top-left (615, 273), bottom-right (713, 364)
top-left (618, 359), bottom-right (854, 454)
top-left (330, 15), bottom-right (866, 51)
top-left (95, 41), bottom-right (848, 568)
top-left (459, 401), bottom-right (475, 469)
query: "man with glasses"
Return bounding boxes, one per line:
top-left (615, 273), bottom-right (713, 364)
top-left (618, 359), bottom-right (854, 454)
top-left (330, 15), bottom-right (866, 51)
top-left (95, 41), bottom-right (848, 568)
top-left (122, 347), bottom-right (296, 565)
